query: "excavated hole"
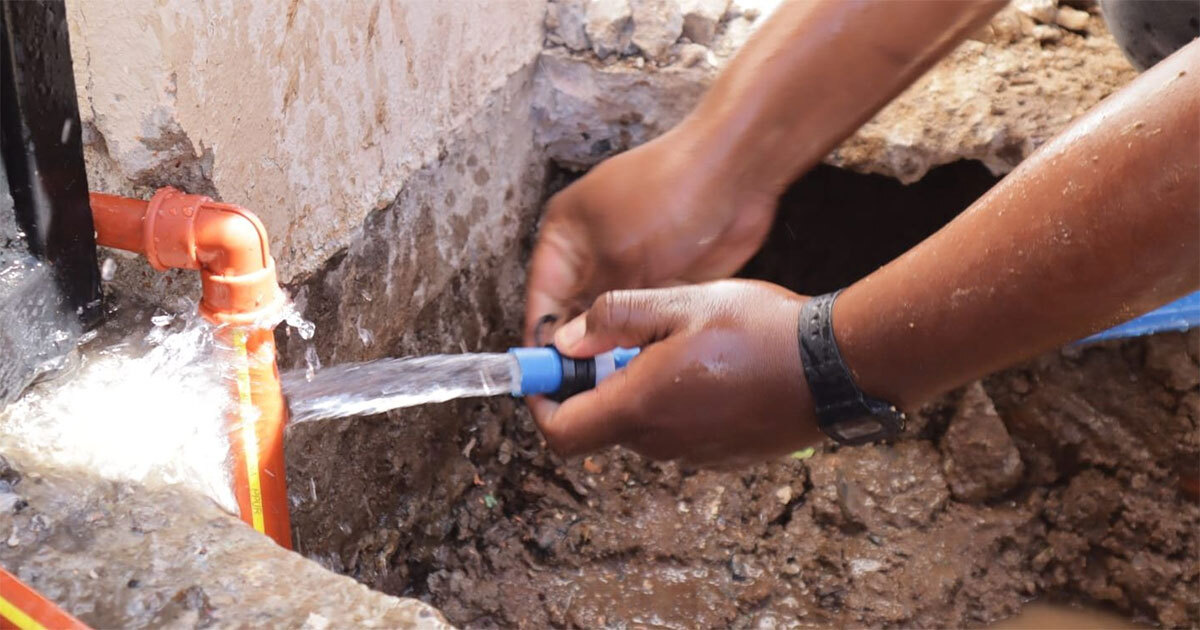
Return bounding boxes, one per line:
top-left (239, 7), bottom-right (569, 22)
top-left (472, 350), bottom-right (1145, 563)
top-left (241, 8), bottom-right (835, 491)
top-left (284, 160), bottom-right (1198, 629)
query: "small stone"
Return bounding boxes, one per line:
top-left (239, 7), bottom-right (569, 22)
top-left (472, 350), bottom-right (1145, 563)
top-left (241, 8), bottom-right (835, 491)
top-left (301, 612), bottom-right (332, 630)
top-left (1054, 5), bottom-right (1090, 31)
top-left (679, 0), bottom-right (729, 46)
top-left (730, 554), bottom-right (762, 580)
top-left (631, 0), bottom-right (683, 61)
top-left (774, 486), bottom-right (792, 505)
top-left (671, 42), bottom-right (714, 67)
top-left (547, 0), bottom-right (590, 51)
top-left (1143, 335), bottom-right (1198, 392)
top-left (1032, 24), bottom-right (1063, 43)
top-left (582, 457), bottom-right (603, 474)
top-left (586, 0), bottom-right (634, 58)
top-left (940, 382), bottom-right (1024, 502)
top-left (1014, 0), bottom-right (1057, 24)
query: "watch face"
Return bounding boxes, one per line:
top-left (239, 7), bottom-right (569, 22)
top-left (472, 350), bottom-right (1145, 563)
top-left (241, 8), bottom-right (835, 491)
top-left (829, 415), bottom-right (891, 445)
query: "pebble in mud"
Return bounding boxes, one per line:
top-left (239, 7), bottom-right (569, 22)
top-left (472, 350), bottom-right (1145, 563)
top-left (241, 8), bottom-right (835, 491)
top-left (1014, 0), bottom-right (1057, 24)
top-left (939, 382), bottom-right (1024, 503)
top-left (1055, 5), bottom-right (1091, 32)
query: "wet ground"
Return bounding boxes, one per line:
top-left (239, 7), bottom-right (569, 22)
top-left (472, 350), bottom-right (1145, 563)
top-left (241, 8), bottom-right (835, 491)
top-left (286, 328), bottom-right (1197, 629)
top-left (283, 161), bottom-right (1199, 628)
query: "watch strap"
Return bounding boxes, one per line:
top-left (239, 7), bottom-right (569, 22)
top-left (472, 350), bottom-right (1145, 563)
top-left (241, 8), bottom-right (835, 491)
top-left (798, 291), bottom-right (905, 445)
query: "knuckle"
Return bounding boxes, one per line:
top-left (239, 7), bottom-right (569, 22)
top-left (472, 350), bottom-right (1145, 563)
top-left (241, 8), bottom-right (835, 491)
top-left (589, 291), bottom-right (619, 329)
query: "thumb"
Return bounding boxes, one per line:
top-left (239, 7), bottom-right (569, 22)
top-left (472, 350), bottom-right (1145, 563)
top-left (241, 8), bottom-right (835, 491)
top-left (525, 190), bottom-right (597, 346)
top-left (554, 288), bottom-right (691, 357)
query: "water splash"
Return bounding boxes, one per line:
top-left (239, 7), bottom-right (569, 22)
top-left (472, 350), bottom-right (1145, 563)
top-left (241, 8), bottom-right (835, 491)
top-left (0, 298), bottom-right (238, 512)
top-left (282, 353), bottom-right (518, 424)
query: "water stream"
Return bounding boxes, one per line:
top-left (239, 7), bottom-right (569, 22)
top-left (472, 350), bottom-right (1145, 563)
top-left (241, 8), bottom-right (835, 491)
top-left (282, 353), bottom-right (518, 424)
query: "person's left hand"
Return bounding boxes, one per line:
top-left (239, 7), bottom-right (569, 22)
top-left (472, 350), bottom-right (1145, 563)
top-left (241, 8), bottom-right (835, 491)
top-left (529, 280), bottom-right (824, 467)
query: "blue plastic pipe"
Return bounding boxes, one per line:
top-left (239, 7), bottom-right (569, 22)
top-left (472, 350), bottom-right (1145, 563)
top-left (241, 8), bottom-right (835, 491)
top-left (1080, 291), bottom-right (1200, 344)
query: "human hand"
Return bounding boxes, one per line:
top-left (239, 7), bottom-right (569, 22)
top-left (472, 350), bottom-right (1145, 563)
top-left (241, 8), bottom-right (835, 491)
top-left (530, 280), bottom-right (823, 467)
top-left (524, 124), bottom-right (780, 345)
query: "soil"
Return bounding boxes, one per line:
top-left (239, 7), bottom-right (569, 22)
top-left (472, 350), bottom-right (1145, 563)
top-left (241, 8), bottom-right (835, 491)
top-left (290, 334), bottom-right (1198, 629)
top-left (285, 162), bottom-right (1200, 629)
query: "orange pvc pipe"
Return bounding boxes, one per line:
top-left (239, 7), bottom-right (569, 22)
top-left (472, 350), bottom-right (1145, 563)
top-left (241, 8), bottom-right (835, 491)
top-left (0, 568), bottom-right (91, 630)
top-left (218, 325), bottom-right (293, 548)
top-left (90, 192), bottom-right (148, 255)
top-left (89, 188), bottom-right (292, 549)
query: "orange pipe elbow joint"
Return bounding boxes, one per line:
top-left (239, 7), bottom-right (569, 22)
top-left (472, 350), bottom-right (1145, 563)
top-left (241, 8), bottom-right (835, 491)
top-left (90, 187), bottom-right (292, 549)
top-left (92, 187), bottom-right (285, 325)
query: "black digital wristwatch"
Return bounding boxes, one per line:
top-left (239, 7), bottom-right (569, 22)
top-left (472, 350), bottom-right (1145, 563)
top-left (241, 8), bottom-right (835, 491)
top-left (798, 291), bottom-right (905, 445)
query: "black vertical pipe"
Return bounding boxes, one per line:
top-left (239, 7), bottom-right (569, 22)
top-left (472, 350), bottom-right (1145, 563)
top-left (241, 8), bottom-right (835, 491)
top-left (0, 0), bottom-right (101, 323)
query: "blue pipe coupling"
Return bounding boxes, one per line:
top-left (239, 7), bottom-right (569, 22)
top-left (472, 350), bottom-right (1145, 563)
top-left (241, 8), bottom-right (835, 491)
top-left (509, 346), bottom-right (640, 401)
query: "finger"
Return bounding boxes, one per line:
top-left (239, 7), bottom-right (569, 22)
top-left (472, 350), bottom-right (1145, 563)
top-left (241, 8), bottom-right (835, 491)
top-left (525, 394), bottom-right (559, 432)
top-left (524, 198), bottom-right (591, 346)
top-left (555, 288), bottom-right (691, 356)
top-left (539, 362), bottom-right (643, 456)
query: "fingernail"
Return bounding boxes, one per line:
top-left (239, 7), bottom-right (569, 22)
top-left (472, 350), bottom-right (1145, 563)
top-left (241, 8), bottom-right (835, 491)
top-left (533, 314), bottom-right (559, 347)
top-left (555, 315), bottom-right (586, 349)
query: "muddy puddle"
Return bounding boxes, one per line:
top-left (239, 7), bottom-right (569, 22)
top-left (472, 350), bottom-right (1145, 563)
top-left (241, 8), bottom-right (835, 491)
top-left (992, 603), bottom-right (1145, 629)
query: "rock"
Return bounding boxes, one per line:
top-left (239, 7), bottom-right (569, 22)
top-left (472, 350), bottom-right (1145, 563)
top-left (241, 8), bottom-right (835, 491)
top-left (972, 6), bottom-right (1034, 45)
top-left (547, 0), bottom-right (591, 51)
top-left (673, 42), bottom-right (715, 67)
top-left (631, 0), bottom-right (684, 61)
top-left (680, 0), bottom-right (729, 46)
top-left (1014, 0), bottom-right (1057, 24)
top-left (586, 0), bottom-right (635, 58)
top-left (1032, 24), bottom-right (1064, 43)
top-left (939, 382), bottom-right (1024, 502)
top-left (808, 441), bottom-right (950, 531)
top-left (1143, 334), bottom-right (1200, 392)
top-left (1055, 5), bottom-right (1091, 31)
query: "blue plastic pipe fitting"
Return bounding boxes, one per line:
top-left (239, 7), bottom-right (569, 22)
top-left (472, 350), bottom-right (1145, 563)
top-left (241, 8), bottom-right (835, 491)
top-left (509, 346), bottom-right (640, 401)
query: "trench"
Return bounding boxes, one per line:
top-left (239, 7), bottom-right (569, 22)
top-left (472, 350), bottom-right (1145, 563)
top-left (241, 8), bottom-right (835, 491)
top-left (281, 159), bottom-right (1199, 629)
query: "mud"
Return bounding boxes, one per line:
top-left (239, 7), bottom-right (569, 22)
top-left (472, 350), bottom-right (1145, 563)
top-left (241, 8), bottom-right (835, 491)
top-left (285, 162), bottom-right (1199, 628)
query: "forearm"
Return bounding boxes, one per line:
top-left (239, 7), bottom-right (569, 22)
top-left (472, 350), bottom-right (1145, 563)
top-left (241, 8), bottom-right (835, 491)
top-left (683, 0), bottom-right (1005, 196)
top-left (835, 40), bottom-right (1200, 410)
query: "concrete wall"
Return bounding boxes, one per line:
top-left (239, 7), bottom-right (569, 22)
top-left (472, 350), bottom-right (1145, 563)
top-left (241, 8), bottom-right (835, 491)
top-left (66, 0), bottom-right (546, 282)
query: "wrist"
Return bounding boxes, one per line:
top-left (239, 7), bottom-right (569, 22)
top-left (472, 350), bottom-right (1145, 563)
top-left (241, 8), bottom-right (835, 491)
top-left (800, 291), bottom-right (906, 444)
top-left (830, 283), bottom-right (933, 411)
top-left (675, 101), bottom-right (793, 201)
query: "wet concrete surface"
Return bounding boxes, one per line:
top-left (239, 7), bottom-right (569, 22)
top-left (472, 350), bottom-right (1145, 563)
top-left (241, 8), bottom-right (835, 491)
top-left (0, 451), bottom-right (450, 628)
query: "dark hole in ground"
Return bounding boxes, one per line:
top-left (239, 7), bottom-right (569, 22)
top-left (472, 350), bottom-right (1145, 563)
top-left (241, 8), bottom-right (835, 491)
top-left (740, 160), bottom-right (1000, 294)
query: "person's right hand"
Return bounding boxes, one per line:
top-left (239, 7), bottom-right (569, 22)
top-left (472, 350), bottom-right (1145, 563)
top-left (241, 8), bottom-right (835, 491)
top-left (524, 123), bottom-right (780, 344)
top-left (533, 280), bottom-right (824, 467)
